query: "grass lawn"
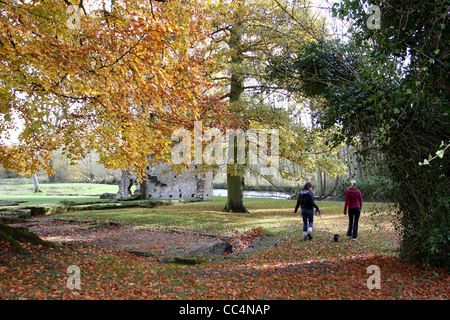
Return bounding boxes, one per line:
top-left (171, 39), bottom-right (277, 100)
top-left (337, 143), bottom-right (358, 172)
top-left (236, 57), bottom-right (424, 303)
top-left (0, 183), bottom-right (118, 205)
top-left (61, 197), bottom-right (395, 243)
top-left (0, 182), bottom-right (118, 194)
top-left (58, 197), bottom-right (400, 262)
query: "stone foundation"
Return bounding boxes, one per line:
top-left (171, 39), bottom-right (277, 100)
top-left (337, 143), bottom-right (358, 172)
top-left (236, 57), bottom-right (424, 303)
top-left (116, 163), bottom-right (213, 201)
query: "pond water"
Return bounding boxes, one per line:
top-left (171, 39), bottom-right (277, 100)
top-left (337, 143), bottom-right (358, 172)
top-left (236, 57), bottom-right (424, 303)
top-left (213, 189), bottom-right (292, 199)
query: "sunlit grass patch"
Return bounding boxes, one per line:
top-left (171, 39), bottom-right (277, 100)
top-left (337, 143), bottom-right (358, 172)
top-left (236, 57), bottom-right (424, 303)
top-left (59, 197), bottom-right (394, 235)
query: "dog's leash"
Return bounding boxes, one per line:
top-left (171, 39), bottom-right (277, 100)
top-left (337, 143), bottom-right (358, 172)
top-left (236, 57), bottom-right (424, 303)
top-left (316, 210), bottom-right (341, 241)
top-left (315, 210), bottom-right (331, 232)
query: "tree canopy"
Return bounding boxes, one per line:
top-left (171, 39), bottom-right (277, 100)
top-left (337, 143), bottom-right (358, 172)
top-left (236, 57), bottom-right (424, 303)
top-left (0, 0), bottom-right (232, 178)
top-left (205, 0), bottom-right (346, 211)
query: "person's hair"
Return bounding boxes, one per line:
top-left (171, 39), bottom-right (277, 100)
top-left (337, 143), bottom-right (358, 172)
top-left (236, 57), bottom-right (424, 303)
top-left (350, 180), bottom-right (356, 188)
top-left (302, 182), bottom-right (313, 190)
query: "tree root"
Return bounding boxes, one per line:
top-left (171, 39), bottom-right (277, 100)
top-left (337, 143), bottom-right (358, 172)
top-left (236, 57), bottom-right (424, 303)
top-left (0, 223), bottom-right (56, 253)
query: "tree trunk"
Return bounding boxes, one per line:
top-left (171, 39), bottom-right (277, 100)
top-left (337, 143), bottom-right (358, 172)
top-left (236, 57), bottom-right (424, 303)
top-left (356, 158), bottom-right (363, 181)
top-left (32, 174), bottom-right (40, 193)
top-left (224, 136), bottom-right (247, 212)
top-left (0, 223), bottom-right (55, 253)
top-left (316, 169), bottom-right (322, 196)
top-left (224, 173), bottom-right (248, 213)
top-left (317, 176), bottom-right (340, 201)
top-left (224, 18), bottom-right (248, 213)
top-left (356, 148), bottom-right (364, 181)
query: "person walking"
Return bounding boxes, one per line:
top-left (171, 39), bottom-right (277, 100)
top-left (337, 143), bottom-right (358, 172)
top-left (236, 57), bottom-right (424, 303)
top-left (344, 180), bottom-right (363, 241)
top-left (294, 182), bottom-right (320, 241)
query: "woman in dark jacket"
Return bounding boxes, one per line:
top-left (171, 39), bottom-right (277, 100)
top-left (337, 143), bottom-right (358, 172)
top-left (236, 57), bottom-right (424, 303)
top-left (294, 182), bottom-right (320, 240)
top-left (344, 180), bottom-right (363, 240)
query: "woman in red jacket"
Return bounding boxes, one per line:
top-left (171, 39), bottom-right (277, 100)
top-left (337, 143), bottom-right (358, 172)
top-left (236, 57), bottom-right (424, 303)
top-left (344, 180), bottom-right (363, 240)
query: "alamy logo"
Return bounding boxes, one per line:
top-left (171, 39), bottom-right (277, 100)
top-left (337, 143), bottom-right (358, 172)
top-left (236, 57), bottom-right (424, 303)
top-left (366, 5), bottom-right (381, 30)
top-left (171, 121), bottom-right (279, 175)
top-left (366, 265), bottom-right (381, 289)
top-left (66, 265), bottom-right (81, 290)
top-left (66, 5), bottom-right (81, 30)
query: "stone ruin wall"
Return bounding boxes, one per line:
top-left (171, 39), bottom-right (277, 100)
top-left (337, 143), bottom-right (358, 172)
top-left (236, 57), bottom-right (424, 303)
top-left (116, 163), bottom-right (213, 201)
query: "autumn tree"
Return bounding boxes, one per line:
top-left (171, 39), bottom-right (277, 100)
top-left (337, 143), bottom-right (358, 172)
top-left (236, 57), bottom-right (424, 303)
top-left (0, 0), bottom-right (233, 174)
top-left (0, 0), bottom-right (231, 247)
top-left (206, 0), bottom-right (329, 212)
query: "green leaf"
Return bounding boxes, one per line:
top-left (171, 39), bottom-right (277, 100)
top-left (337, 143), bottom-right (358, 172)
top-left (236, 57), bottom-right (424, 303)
top-left (4, 114), bottom-right (11, 122)
top-left (32, 121), bottom-right (41, 130)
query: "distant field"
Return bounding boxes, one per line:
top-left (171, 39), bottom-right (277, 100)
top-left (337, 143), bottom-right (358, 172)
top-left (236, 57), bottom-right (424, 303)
top-left (0, 182), bottom-right (118, 206)
top-left (0, 182), bottom-right (118, 194)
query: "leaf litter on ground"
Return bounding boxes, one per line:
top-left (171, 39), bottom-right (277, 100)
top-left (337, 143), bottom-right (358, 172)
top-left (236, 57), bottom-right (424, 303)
top-left (0, 200), bottom-right (448, 300)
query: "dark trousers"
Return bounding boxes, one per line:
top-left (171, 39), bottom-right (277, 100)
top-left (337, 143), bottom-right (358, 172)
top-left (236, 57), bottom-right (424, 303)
top-left (301, 208), bottom-right (314, 232)
top-left (347, 207), bottom-right (361, 239)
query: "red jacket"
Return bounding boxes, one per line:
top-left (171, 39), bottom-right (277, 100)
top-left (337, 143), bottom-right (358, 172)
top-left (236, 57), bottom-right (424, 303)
top-left (344, 188), bottom-right (362, 214)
